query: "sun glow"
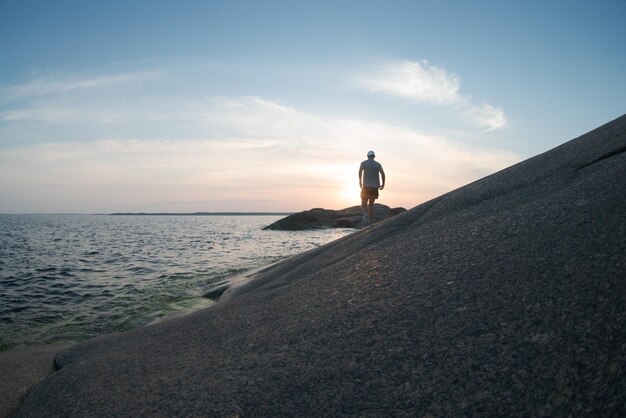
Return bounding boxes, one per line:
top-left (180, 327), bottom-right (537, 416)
top-left (337, 177), bottom-right (362, 208)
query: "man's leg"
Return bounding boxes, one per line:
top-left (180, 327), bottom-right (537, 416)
top-left (368, 198), bottom-right (375, 222)
top-left (361, 197), bottom-right (368, 215)
top-left (361, 196), bottom-right (370, 226)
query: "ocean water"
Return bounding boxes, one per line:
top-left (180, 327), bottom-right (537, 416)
top-left (0, 214), bottom-right (353, 350)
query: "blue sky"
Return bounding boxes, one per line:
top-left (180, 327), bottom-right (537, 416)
top-left (1, 0), bottom-right (624, 213)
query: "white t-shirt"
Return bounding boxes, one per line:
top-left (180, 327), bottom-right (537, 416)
top-left (360, 159), bottom-right (383, 188)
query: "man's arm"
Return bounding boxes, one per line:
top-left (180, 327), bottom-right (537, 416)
top-left (358, 164), bottom-right (364, 188)
top-left (379, 166), bottom-right (386, 190)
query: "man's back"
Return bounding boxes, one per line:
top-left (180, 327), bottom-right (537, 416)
top-left (360, 159), bottom-right (383, 188)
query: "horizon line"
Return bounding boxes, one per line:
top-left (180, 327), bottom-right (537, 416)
top-left (0, 211), bottom-right (295, 216)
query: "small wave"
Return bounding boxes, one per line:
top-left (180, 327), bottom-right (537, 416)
top-left (8, 305), bottom-right (30, 314)
top-left (126, 266), bottom-right (157, 274)
top-left (50, 282), bottom-right (72, 289)
top-left (76, 266), bottom-right (108, 273)
top-left (1, 277), bottom-right (22, 287)
top-left (35, 266), bottom-right (57, 273)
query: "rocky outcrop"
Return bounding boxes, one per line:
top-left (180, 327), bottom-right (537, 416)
top-left (263, 204), bottom-right (406, 230)
top-left (13, 114), bottom-right (626, 416)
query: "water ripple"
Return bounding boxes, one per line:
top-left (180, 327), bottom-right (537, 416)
top-left (0, 214), bottom-right (352, 350)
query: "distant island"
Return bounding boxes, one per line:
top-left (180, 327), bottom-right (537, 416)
top-left (109, 212), bottom-right (292, 216)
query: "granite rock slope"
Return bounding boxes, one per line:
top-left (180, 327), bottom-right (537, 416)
top-left (16, 114), bottom-right (626, 417)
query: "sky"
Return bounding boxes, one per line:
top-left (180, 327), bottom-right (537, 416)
top-left (0, 0), bottom-right (624, 213)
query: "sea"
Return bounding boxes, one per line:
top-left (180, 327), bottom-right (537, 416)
top-left (0, 214), bottom-right (353, 351)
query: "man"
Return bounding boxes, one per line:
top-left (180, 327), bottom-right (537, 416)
top-left (359, 150), bottom-right (386, 226)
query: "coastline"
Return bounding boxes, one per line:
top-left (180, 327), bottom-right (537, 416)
top-left (0, 239), bottom-right (354, 416)
top-left (0, 259), bottom-right (272, 416)
top-left (1, 214), bottom-right (353, 352)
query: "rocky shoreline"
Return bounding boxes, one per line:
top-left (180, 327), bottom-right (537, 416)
top-left (3, 114), bottom-right (625, 417)
top-left (262, 204), bottom-right (406, 230)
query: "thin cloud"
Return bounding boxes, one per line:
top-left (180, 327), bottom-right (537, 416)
top-left (0, 107), bottom-right (75, 122)
top-left (4, 71), bottom-right (164, 99)
top-left (358, 60), bottom-right (462, 104)
top-left (357, 60), bottom-right (507, 131)
top-left (465, 103), bottom-right (507, 132)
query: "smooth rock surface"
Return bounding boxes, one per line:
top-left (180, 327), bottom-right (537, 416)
top-left (0, 345), bottom-right (69, 417)
top-left (14, 114), bottom-right (626, 416)
top-left (263, 204), bottom-right (406, 230)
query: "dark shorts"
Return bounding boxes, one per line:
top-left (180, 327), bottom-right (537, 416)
top-left (361, 187), bottom-right (379, 200)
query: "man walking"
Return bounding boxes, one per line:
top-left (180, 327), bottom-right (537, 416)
top-left (359, 150), bottom-right (386, 226)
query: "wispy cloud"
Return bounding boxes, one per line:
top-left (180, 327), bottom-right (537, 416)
top-left (0, 96), bottom-right (520, 212)
top-left (464, 102), bottom-right (507, 132)
top-left (4, 71), bottom-right (164, 99)
top-left (358, 60), bottom-right (462, 104)
top-left (0, 107), bottom-right (75, 122)
top-left (357, 60), bottom-right (507, 131)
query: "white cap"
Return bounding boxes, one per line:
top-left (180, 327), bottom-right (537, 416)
top-left (367, 150), bottom-right (375, 157)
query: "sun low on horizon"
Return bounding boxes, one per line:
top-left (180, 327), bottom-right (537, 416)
top-left (340, 181), bottom-right (363, 208)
